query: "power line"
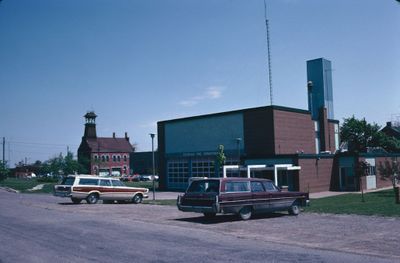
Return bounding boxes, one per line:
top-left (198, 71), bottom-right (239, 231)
top-left (8, 140), bottom-right (79, 147)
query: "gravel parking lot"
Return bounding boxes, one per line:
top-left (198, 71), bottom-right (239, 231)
top-left (0, 189), bottom-right (399, 262)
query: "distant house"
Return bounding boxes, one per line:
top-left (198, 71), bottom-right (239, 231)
top-left (13, 165), bottom-right (38, 178)
top-left (381, 122), bottom-right (400, 140)
top-left (78, 112), bottom-right (134, 176)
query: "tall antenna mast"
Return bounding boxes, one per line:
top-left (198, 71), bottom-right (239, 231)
top-left (264, 0), bottom-right (273, 105)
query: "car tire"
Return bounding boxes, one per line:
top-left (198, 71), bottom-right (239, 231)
top-left (71, 198), bottom-right (81, 204)
top-left (239, 206), bottom-right (252, 220)
top-left (86, 193), bottom-right (99, 204)
top-left (203, 212), bottom-right (216, 218)
top-left (132, 194), bottom-right (143, 204)
top-left (288, 203), bottom-right (300, 215)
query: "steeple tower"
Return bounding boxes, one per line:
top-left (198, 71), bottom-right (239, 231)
top-left (83, 111), bottom-right (97, 138)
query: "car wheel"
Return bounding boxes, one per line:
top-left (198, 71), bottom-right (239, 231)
top-left (288, 203), bottom-right (300, 215)
top-left (132, 194), bottom-right (143, 204)
top-left (86, 193), bottom-right (99, 204)
top-left (203, 212), bottom-right (216, 218)
top-left (71, 197), bottom-right (81, 204)
top-left (239, 206), bottom-right (252, 220)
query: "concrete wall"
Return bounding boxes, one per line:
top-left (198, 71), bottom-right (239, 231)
top-left (164, 113), bottom-right (244, 154)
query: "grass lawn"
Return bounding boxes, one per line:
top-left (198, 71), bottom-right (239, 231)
top-left (0, 178), bottom-right (56, 193)
top-left (305, 189), bottom-right (400, 217)
top-left (0, 178), bottom-right (158, 194)
top-left (124, 181), bottom-right (159, 190)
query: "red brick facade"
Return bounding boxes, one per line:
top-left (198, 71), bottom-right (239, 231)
top-left (298, 158), bottom-right (335, 192)
top-left (273, 109), bottom-right (315, 155)
top-left (91, 152), bottom-right (131, 176)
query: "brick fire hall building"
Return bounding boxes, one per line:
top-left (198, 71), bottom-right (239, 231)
top-left (78, 112), bottom-right (134, 176)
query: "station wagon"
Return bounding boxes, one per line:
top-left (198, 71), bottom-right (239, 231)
top-left (53, 175), bottom-right (149, 204)
top-left (177, 178), bottom-right (309, 220)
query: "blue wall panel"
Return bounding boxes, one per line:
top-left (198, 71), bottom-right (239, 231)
top-left (165, 113), bottom-right (244, 154)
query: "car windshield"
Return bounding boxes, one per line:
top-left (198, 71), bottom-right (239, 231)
top-left (187, 180), bottom-right (219, 193)
top-left (61, 177), bottom-right (75, 186)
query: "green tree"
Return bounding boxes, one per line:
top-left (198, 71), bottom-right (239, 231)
top-left (216, 145), bottom-right (226, 167)
top-left (0, 160), bottom-right (9, 181)
top-left (340, 116), bottom-right (400, 153)
top-left (378, 159), bottom-right (399, 189)
top-left (39, 152), bottom-right (86, 177)
top-left (64, 152), bottom-right (82, 175)
top-left (216, 145), bottom-right (226, 177)
top-left (378, 159), bottom-right (400, 204)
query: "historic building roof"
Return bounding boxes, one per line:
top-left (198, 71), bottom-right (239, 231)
top-left (85, 137), bottom-right (134, 153)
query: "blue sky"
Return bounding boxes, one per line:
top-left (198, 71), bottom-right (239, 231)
top-left (0, 0), bottom-right (399, 167)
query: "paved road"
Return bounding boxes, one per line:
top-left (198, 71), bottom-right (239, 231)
top-left (0, 190), bottom-right (398, 263)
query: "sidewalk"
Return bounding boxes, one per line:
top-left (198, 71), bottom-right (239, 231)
top-left (309, 186), bottom-right (394, 199)
top-left (309, 191), bottom-right (350, 199)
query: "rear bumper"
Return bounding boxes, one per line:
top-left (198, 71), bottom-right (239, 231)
top-left (177, 195), bottom-right (220, 213)
top-left (178, 204), bottom-right (219, 213)
top-left (53, 191), bottom-right (71, 198)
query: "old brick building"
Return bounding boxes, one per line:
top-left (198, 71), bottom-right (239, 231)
top-left (78, 112), bottom-right (134, 177)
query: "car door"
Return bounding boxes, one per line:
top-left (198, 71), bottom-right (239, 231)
top-left (251, 181), bottom-right (268, 212)
top-left (262, 181), bottom-right (284, 211)
top-left (99, 179), bottom-right (112, 200)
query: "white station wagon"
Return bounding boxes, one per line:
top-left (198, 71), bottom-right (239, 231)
top-left (53, 175), bottom-right (149, 204)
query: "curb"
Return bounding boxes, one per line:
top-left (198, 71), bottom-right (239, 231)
top-left (0, 186), bottom-right (20, 194)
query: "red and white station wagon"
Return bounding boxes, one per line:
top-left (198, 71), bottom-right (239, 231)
top-left (177, 178), bottom-right (309, 220)
top-left (53, 175), bottom-right (149, 204)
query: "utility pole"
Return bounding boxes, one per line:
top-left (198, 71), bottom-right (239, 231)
top-left (150, 133), bottom-right (156, 201)
top-left (2, 137), bottom-right (5, 164)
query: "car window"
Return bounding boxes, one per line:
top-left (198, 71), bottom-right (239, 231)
top-left (111, 180), bottom-right (125, 187)
top-left (187, 180), bottom-right (220, 193)
top-left (225, 181), bottom-right (250, 192)
top-left (251, 181), bottom-right (265, 192)
top-left (61, 177), bottom-right (75, 186)
top-left (263, 181), bottom-right (279, 192)
top-left (100, 179), bottom-right (111, 186)
top-left (79, 178), bottom-right (99, 186)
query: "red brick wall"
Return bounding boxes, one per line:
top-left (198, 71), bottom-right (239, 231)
top-left (273, 110), bottom-right (316, 154)
top-left (373, 157), bottom-right (395, 189)
top-left (298, 158), bottom-right (334, 193)
top-left (91, 152), bottom-right (130, 175)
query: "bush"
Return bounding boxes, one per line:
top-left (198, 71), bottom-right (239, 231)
top-left (37, 177), bottom-right (59, 183)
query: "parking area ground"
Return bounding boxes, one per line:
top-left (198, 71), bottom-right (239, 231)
top-left (0, 189), bottom-right (399, 263)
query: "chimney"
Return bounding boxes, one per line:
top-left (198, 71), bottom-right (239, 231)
top-left (387, 122), bottom-right (392, 127)
top-left (113, 132), bottom-right (116, 138)
top-left (125, 132), bottom-right (129, 141)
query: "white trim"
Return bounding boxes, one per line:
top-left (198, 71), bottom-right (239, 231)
top-left (223, 164), bottom-right (301, 186)
top-left (223, 165), bottom-right (239, 178)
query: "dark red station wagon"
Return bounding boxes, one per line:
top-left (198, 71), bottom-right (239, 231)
top-left (177, 178), bottom-right (309, 220)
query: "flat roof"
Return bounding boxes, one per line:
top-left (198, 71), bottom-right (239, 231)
top-left (158, 105), bottom-right (313, 124)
